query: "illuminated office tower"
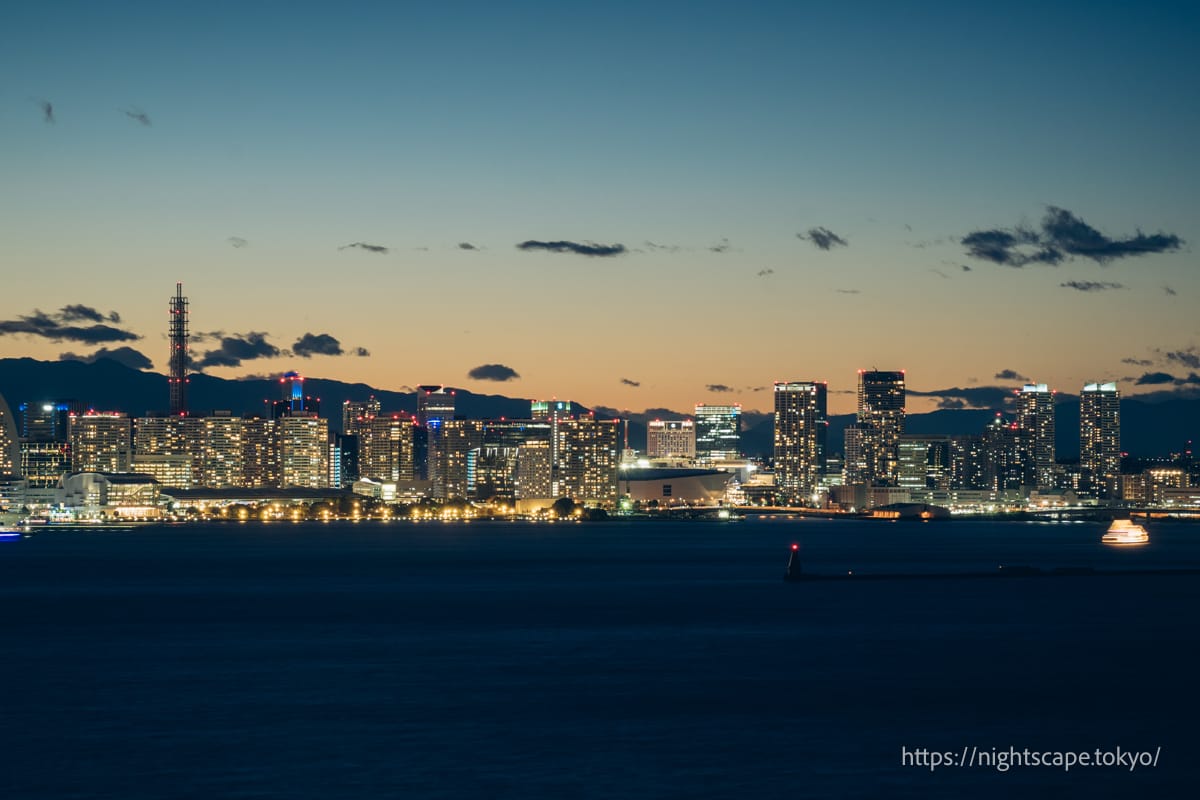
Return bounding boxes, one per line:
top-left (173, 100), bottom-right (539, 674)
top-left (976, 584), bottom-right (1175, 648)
top-left (772, 382), bottom-right (828, 505)
top-left (854, 370), bottom-right (905, 485)
top-left (531, 400), bottom-right (572, 492)
top-left (16, 400), bottom-right (76, 490)
top-left (136, 416), bottom-right (204, 484)
top-left (18, 401), bottom-right (74, 441)
top-left (1015, 383), bottom-right (1056, 489)
top-left (897, 434), bottom-right (951, 491)
top-left (201, 413), bottom-right (246, 488)
top-left (242, 417), bottom-right (278, 488)
top-left (271, 371), bottom-right (319, 419)
top-left (69, 412), bottom-right (132, 473)
top-left (276, 415), bottom-right (329, 488)
top-left (694, 404), bottom-right (741, 462)
top-left (1080, 382), bottom-right (1120, 497)
top-left (168, 282), bottom-right (189, 416)
top-left (515, 439), bottom-right (553, 499)
top-left (646, 419), bottom-right (696, 459)
top-left (342, 397), bottom-right (381, 436)
top-left (560, 414), bottom-right (620, 505)
top-left (0, 391), bottom-right (19, 478)
top-left (438, 418), bottom-right (485, 500)
top-left (465, 420), bottom-right (551, 501)
top-left (417, 385), bottom-right (456, 483)
top-left (359, 413), bottom-right (416, 482)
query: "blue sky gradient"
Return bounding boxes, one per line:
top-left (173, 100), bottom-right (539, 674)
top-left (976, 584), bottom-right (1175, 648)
top-left (3, 1), bottom-right (1197, 413)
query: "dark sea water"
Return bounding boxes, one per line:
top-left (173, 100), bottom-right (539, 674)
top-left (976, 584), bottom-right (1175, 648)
top-left (2, 517), bottom-right (1198, 799)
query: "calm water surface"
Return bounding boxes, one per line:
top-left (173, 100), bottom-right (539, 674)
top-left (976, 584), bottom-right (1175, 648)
top-left (2, 518), bottom-right (1198, 799)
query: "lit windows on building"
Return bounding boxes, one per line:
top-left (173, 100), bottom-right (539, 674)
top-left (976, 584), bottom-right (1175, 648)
top-left (69, 412), bottom-right (132, 473)
top-left (772, 382), bottom-right (827, 505)
top-left (694, 404), bottom-right (741, 463)
top-left (1016, 383), bottom-right (1056, 490)
top-left (647, 419), bottom-right (696, 460)
top-left (1080, 382), bottom-right (1120, 498)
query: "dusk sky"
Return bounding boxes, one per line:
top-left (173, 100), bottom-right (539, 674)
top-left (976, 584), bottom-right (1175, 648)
top-left (3, 1), bottom-right (1197, 415)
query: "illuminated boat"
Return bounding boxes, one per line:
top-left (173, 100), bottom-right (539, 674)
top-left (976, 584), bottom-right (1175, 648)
top-left (1102, 519), bottom-right (1149, 545)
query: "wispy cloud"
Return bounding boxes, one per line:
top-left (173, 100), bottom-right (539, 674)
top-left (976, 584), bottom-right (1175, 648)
top-left (120, 107), bottom-right (152, 126)
top-left (459, 242), bottom-right (478, 250)
top-left (339, 242), bottom-right (390, 254)
top-left (353, 346), bottom-right (370, 357)
top-left (516, 239), bottom-right (626, 257)
top-left (59, 346), bottom-right (154, 370)
top-left (1122, 357), bottom-right (1153, 367)
top-left (1163, 285), bottom-right (1177, 296)
top-left (994, 369), bottom-right (1029, 382)
top-left (1061, 280), bottom-right (1125, 292)
top-left (228, 236), bottom-right (249, 248)
top-left (195, 332), bottom-right (280, 369)
top-left (1135, 372), bottom-right (1177, 385)
top-left (0, 306), bottom-right (138, 344)
top-left (468, 363), bottom-right (520, 381)
top-left (1164, 348), bottom-right (1200, 370)
top-left (709, 238), bottom-right (731, 253)
top-left (756, 268), bottom-right (774, 277)
top-left (835, 288), bottom-right (860, 294)
top-left (907, 386), bottom-right (1016, 410)
top-left (706, 383), bottom-right (733, 393)
top-left (644, 241), bottom-right (681, 253)
top-left (620, 378), bottom-right (641, 387)
top-left (797, 227), bottom-right (848, 250)
top-left (37, 98), bottom-right (55, 124)
top-left (962, 206), bottom-right (1183, 267)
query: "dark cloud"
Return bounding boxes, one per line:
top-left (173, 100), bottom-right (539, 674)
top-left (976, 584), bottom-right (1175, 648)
top-left (1165, 349), bottom-right (1200, 370)
top-left (59, 346), bottom-right (154, 371)
top-left (190, 330), bottom-right (226, 344)
top-left (1061, 280), bottom-right (1124, 292)
top-left (961, 227), bottom-right (1060, 267)
top-left (797, 227), bottom-right (848, 250)
top-left (228, 236), bottom-right (249, 248)
top-left (0, 306), bottom-right (139, 344)
top-left (353, 347), bottom-right (370, 357)
top-left (709, 238), bottom-right (731, 253)
top-left (756, 268), bottom-right (774, 277)
top-left (291, 332), bottom-right (344, 358)
top-left (458, 242), bottom-right (478, 250)
top-left (1122, 357), bottom-right (1153, 367)
top-left (38, 99), bottom-right (55, 123)
top-left (516, 240), bottom-right (626, 257)
top-left (994, 369), bottom-right (1029, 382)
top-left (620, 378), bottom-right (641, 387)
top-left (195, 332), bottom-right (280, 369)
top-left (58, 304), bottom-right (111, 323)
top-left (467, 363), bottom-right (520, 382)
top-left (907, 386), bottom-right (1015, 410)
top-left (1135, 372), bottom-right (1177, 386)
top-left (706, 384), bottom-right (733, 393)
top-left (1163, 285), bottom-right (1177, 296)
top-left (962, 206), bottom-right (1183, 267)
top-left (961, 265), bottom-right (972, 272)
top-left (120, 107), bottom-right (152, 126)
top-left (339, 242), bottom-right (390, 254)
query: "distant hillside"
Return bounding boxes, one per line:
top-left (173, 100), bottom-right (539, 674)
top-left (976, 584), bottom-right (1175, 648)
top-left (1, 357), bottom-right (1196, 457)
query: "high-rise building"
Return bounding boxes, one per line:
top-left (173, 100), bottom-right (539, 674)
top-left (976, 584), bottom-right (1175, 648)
top-left (646, 419), bottom-right (696, 459)
top-left (69, 412), bottom-right (132, 473)
top-left (0, 391), bottom-right (19, 478)
top-left (342, 397), bottom-right (381, 436)
top-left (854, 370), bottom-right (906, 485)
top-left (897, 434), bottom-right (951, 491)
top-left (271, 372), bottom-right (319, 419)
top-left (438, 418), bottom-right (485, 500)
top-left (276, 415), bottom-right (329, 488)
top-left (359, 414), bottom-right (416, 482)
top-left (531, 400), bottom-right (572, 493)
top-left (471, 420), bottom-right (552, 501)
top-left (560, 415), bottom-right (620, 505)
top-left (168, 282), bottom-right (189, 416)
top-left (417, 385), bottom-right (456, 484)
top-left (1015, 383), bottom-right (1056, 489)
top-left (694, 404), bottom-right (741, 462)
top-left (201, 413), bottom-right (247, 488)
top-left (772, 382), bottom-right (827, 505)
top-left (242, 417), bottom-right (278, 488)
top-left (1080, 382), bottom-right (1120, 497)
top-left (18, 401), bottom-right (74, 441)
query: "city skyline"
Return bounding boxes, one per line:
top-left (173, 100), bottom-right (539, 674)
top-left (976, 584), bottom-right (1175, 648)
top-left (3, 2), bottom-right (1198, 417)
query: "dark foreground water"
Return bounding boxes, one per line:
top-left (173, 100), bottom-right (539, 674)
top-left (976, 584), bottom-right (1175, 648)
top-left (2, 517), bottom-right (1198, 799)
